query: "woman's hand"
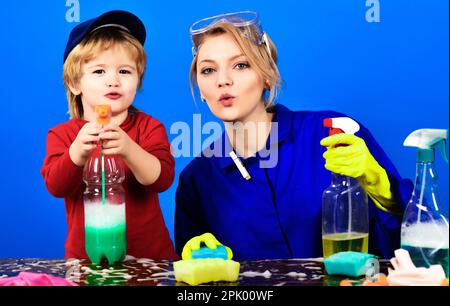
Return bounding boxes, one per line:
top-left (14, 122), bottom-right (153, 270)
top-left (320, 133), bottom-right (375, 179)
top-left (320, 133), bottom-right (398, 212)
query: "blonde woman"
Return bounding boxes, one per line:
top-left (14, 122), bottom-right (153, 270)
top-left (175, 11), bottom-right (413, 260)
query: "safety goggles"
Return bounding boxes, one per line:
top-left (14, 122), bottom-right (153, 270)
top-left (189, 11), bottom-right (269, 56)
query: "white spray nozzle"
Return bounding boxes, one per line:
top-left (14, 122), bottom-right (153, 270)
top-left (404, 129), bottom-right (448, 163)
top-left (403, 129), bottom-right (447, 149)
top-left (323, 117), bottom-right (360, 135)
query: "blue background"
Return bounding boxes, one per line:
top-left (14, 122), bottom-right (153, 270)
top-left (0, 0), bottom-right (448, 258)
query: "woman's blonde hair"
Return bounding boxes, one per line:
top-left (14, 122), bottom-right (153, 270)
top-left (189, 23), bottom-right (281, 107)
top-left (63, 28), bottom-right (147, 119)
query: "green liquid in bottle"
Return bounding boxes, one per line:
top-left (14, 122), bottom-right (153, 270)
top-left (85, 224), bottom-right (126, 264)
top-left (84, 203), bottom-right (126, 264)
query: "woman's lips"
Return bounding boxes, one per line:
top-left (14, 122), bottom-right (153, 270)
top-left (218, 96), bottom-right (235, 107)
top-left (105, 93), bottom-right (122, 100)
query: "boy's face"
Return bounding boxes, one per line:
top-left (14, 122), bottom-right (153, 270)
top-left (73, 44), bottom-right (140, 120)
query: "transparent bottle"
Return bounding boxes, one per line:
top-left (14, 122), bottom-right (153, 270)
top-left (322, 173), bottom-right (369, 258)
top-left (321, 117), bottom-right (369, 258)
top-left (401, 140), bottom-right (449, 276)
top-left (83, 146), bottom-right (126, 264)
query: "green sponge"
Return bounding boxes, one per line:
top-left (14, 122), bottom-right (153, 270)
top-left (173, 258), bottom-right (240, 286)
top-left (324, 251), bottom-right (378, 277)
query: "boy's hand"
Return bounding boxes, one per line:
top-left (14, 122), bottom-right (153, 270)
top-left (69, 122), bottom-right (102, 167)
top-left (99, 123), bottom-right (133, 158)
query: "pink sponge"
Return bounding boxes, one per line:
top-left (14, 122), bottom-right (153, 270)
top-left (0, 272), bottom-right (78, 286)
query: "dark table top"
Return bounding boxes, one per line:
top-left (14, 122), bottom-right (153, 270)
top-left (0, 257), bottom-right (392, 286)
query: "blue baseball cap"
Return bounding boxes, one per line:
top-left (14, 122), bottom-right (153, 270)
top-left (63, 10), bottom-right (146, 63)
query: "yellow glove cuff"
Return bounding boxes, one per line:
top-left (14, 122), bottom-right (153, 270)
top-left (359, 157), bottom-right (402, 216)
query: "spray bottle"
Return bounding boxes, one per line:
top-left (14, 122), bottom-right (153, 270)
top-left (322, 117), bottom-right (369, 258)
top-left (83, 105), bottom-right (127, 264)
top-left (401, 128), bottom-right (449, 277)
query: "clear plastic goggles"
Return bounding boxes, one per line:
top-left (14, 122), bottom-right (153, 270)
top-left (189, 11), bottom-right (267, 56)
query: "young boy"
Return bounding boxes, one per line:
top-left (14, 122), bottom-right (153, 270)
top-left (41, 10), bottom-right (177, 260)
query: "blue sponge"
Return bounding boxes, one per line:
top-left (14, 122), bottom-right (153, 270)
top-left (191, 245), bottom-right (228, 260)
top-left (324, 251), bottom-right (378, 277)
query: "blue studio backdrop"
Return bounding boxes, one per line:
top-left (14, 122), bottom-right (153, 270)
top-left (0, 0), bottom-right (448, 258)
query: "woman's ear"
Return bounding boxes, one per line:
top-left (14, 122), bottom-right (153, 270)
top-left (199, 90), bottom-right (207, 102)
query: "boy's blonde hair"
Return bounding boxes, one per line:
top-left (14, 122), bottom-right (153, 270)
top-left (189, 23), bottom-right (281, 107)
top-left (63, 28), bottom-right (147, 119)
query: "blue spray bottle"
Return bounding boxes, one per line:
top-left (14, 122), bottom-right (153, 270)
top-left (401, 129), bottom-right (449, 277)
top-left (322, 117), bottom-right (369, 258)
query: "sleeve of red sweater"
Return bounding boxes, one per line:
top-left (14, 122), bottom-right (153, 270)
top-left (139, 116), bottom-right (175, 193)
top-left (40, 125), bottom-right (84, 198)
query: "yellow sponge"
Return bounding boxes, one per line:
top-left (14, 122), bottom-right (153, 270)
top-left (173, 258), bottom-right (240, 286)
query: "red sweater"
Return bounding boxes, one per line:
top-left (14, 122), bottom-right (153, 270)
top-left (41, 111), bottom-right (178, 260)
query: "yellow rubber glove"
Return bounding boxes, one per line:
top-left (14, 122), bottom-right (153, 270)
top-left (181, 233), bottom-right (233, 260)
top-left (320, 133), bottom-right (400, 215)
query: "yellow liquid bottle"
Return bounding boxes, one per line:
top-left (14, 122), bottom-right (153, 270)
top-left (322, 232), bottom-right (369, 258)
top-left (322, 118), bottom-right (369, 259)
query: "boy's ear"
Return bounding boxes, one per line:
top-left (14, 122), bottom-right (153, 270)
top-left (68, 82), bottom-right (81, 96)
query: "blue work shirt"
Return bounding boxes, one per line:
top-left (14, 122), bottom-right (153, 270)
top-left (175, 104), bottom-right (413, 260)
